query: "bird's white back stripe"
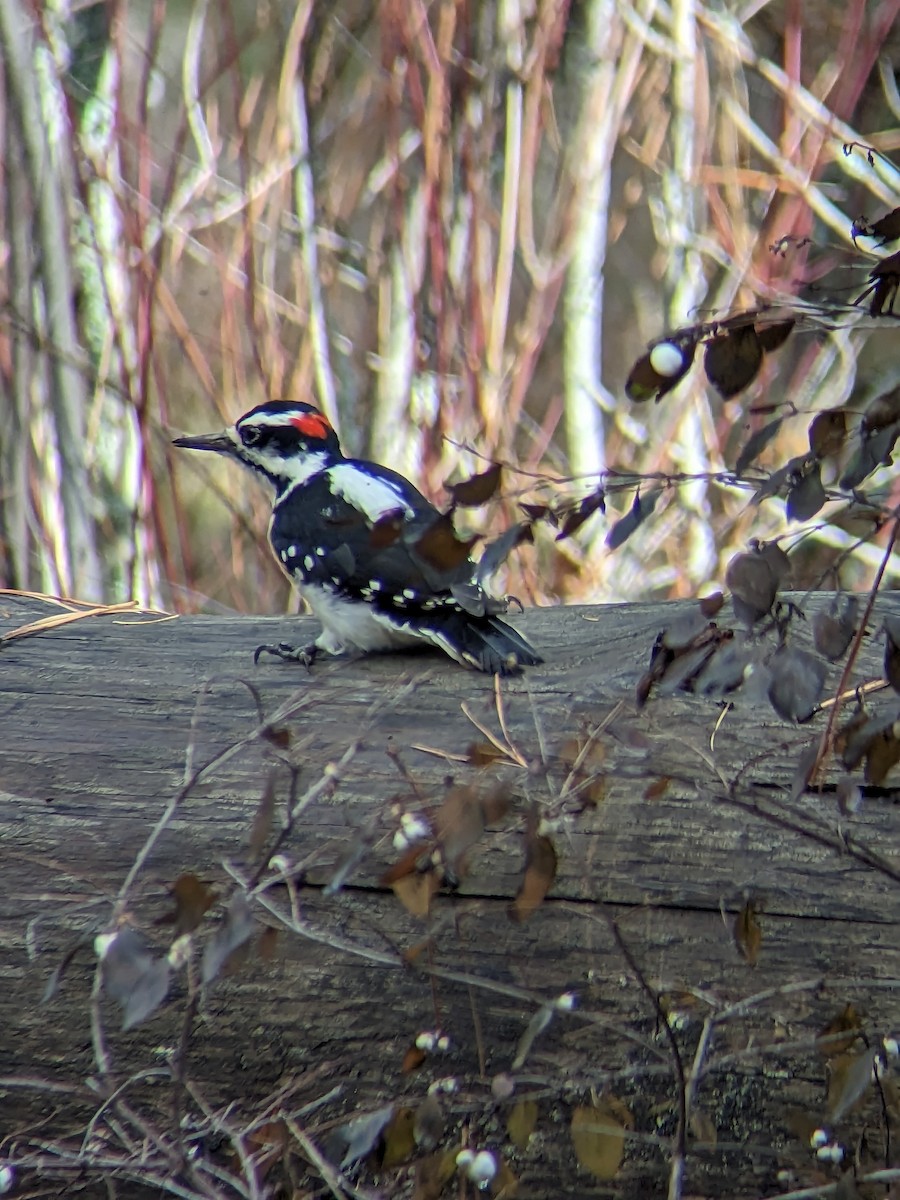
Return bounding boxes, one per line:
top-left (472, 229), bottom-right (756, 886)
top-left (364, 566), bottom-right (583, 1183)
top-left (326, 463), bottom-right (412, 523)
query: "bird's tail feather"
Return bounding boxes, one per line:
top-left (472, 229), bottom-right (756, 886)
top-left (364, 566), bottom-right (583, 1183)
top-left (417, 612), bottom-right (543, 675)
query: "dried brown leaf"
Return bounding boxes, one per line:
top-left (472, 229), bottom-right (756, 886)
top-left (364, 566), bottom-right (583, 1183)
top-left (735, 418), bottom-right (784, 474)
top-left (733, 899), bottom-right (762, 966)
top-left (159, 873), bottom-right (217, 936)
top-left (337, 1103), bottom-right (394, 1168)
top-left (786, 464), bottom-right (826, 522)
top-left (401, 1044), bottom-right (428, 1074)
top-left (828, 1049), bottom-right (878, 1122)
top-left (103, 929), bottom-right (171, 1030)
top-left (556, 489), bottom-right (606, 540)
top-left (507, 1099), bottom-right (539, 1149)
top-left (201, 892), bottom-right (255, 984)
top-left (812, 595), bottom-right (858, 661)
top-left (257, 926), bottom-right (279, 961)
top-left (864, 729), bottom-right (900, 785)
top-left (704, 325), bottom-right (763, 397)
top-left (699, 591), bottom-right (724, 617)
top-left (606, 487), bottom-right (662, 550)
top-left (768, 648), bottom-right (826, 723)
top-left (808, 409), bottom-right (848, 459)
top-left (391, 873), bottom-right (440, 918)
top-left (571, 1099), bottom-right (632, 1180)
top-left (435, 783), bottom-right (510, 872)
top-left (413, 1151), bottom-right (458, 1200)
top-left (247, 772), bottom-right (277, 861)
top-left (467, 740), bottom-right (507, 767)
top-left (414, 513), bottom-right (478, 572)
top-left (817, 1003), bottom-right (863, 1057)
top-left (446, 463), bottom-right (502, 507)
top-left (726, 550), bottom-right (779, 624)
top-left (755, 317), bottom-right (795, 352)
top-left (413, 1093), bottom-right (445, 1150)
top-left (643, 776), bottom-right (671, 801)
top-left (509, 829), bottom-right (557, 923)
top-left (884, 616), bottom-right (900, 693)
top-left (381, 1106), bottom-right (417, 1167)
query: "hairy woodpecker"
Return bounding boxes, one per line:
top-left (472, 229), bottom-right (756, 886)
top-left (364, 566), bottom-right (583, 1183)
top-left (174, 401), bottom-right (543, 674)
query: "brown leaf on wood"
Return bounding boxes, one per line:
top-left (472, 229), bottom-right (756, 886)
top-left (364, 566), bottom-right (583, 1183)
top-left (413, 1092), bottom-right (445, 1150)
top-left (557, 736), bottom-right (607, 770)
top-left (493, 1157), bottom-right (519, 1198)
top-left (508, 823), bottom-right (557, 923)
top-left (828, 1049), bottom-right (878, 1122)
top-left (768, 648), bottom-right (826, 723)
top-left (435, 783), bottom-right (511, 873)
top-left (391, 872), bottom-right (441, 918)
top-left (864, 728), bottom-right (900, 785)
top-left (699, 591), bottom-right (724, 617)
top-left (884, 617), bottom-right (900, 693)
top-left (467, 740), bottom-right (507, 766)
top-left (643, 776), bottom-right (670, 801)
top-left (733, 899), bottom-right (762, 966)
top-left (157, 872), bottom-right (217, 935)
top-left (401, 1044), bottom-right (428, 1074)
top-left (102, 929), bottom-right (171, 1030)
top-left (812, 595), bottom-right (858, 661)
top-left (507, 1099), bottom-right (539, 1149)
top-left (381, 841), bottom-right (428, 885)
top-left (261, 724), bottom-right (291, 750)
top-left (413, 1151), bottom-right (458, 1200)
top-left (201, 892), bottom-right (255, 984)
top-left (381, 1106), bottom-right (417, 1167)
top-left (817, 1003), bottom-right (863, 1057)
top-left (446, 462), bottom-right (502, 507)
top-left (247, 772), bottom-right (278, 861)
top-left (336, 1103), bottom-right (395, 1168)
top-left (571, 1098), bottom-right (633, 1180)
top-left (257, 926), bottom-right (279, 961)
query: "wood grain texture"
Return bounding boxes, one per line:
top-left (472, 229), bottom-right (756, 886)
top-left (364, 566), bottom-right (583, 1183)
top-left (1, 592), bottom-right (898, 1199)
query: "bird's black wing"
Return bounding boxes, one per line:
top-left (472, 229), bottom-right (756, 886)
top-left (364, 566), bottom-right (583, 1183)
top-left (269, 465), bottom-right (476, 607)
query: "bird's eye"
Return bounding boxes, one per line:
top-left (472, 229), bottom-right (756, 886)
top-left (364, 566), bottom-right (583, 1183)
top-left (241, 426), bottom-right (261, 447)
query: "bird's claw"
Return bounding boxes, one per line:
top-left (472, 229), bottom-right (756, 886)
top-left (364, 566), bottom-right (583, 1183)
top-left (253, 641), bottom-right (319, 670)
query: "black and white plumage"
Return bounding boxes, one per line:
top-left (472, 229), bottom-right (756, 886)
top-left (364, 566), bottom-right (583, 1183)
top-left (174, 400), bottom-right (542, 674)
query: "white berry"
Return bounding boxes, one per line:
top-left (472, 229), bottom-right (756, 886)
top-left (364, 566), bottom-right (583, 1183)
top-left (649, 341), bottom-right (685, 378)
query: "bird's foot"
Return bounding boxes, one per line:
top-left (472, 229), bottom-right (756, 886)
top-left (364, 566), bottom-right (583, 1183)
top-left (253, 641), bottom-right (319, 670)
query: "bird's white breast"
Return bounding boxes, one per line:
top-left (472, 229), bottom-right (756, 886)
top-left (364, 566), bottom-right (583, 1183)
top-left (302, 585), bottom-right (422, 653)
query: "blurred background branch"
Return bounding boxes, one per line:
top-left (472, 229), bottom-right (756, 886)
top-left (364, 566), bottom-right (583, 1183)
top-left (1, 0), bottom-right (899, 611)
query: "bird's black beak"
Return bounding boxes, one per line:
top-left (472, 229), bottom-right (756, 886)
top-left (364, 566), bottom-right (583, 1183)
top-left (172, 430), bottom-right (236, 455)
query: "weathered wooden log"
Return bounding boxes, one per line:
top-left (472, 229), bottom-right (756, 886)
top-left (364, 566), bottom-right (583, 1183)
top-left (2, 592), bottom-right (898, 1199)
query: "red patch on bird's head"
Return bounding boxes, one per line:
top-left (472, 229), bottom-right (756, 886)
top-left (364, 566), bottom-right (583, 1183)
top-left (290, 412), bottom-right (332, 440)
